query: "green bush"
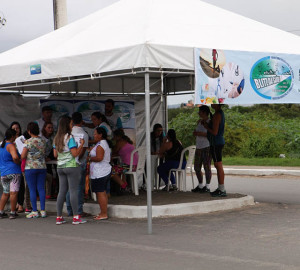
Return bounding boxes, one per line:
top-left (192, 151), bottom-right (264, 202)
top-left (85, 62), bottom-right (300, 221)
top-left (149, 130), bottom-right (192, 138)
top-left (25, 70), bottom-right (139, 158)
top-left (168, 104), bottom-right (300, 159)
top-left (241, 132), bottom-right (284, 158)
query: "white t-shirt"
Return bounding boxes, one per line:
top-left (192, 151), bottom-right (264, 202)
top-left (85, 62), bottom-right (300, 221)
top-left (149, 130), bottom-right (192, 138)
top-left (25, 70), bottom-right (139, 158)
top-left (72, 126), bottom-right (89, 165)
top-left (15, 135), bottom-right (26, 155)
top-left (105, 113), bottom-right (122, 131)
top-left (90, 140), bottom-right (111, 179)
top-left (195, 120), bottom-right (210, 149)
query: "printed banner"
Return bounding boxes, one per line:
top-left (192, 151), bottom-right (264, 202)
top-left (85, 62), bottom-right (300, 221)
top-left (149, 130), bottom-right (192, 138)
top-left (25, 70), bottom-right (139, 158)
top-left (40, 99), bottom-right (136, 144)
top-left (194, 48), bottom-right (300, 104)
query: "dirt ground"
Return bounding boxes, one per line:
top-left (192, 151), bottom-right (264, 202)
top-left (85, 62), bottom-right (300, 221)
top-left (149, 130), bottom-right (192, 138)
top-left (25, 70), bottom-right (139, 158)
top-left (86, 190), bottom-right (246, 206)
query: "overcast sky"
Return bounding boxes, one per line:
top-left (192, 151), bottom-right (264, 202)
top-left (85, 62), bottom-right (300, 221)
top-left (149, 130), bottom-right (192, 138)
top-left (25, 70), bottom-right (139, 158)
top-left (0, 0), bottom-right (299, 104)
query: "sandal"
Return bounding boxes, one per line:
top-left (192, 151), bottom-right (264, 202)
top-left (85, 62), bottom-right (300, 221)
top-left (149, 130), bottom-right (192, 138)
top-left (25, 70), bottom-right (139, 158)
top-left (93, 215), bottom-right (108, 221)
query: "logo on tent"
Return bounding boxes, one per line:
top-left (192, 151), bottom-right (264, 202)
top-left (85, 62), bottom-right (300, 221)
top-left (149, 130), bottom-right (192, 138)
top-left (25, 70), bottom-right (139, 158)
top-left (250, 56), bottom-right (294, 100)
top-left (30, 64), bottom-right (42, 75)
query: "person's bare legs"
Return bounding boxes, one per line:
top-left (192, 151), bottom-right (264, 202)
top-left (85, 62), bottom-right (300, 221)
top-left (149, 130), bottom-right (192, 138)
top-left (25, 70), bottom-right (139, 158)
top-left (195, 170), bottom-right (203, 185)
top-left (96, 192), bottom-right (108, 218)
top-left (0, 193), bottom-right (9, 211)
top-left (9, 191), bottom-right (18, 212)
top-left (111, 174), bottom-right (127, 187)
top-left (214, 161), bottom-right (224, 185)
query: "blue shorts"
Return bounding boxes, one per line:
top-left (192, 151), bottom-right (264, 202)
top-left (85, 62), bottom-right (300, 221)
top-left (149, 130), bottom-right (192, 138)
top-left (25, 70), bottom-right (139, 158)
top-left (91, 173), bottom-right (111, 193)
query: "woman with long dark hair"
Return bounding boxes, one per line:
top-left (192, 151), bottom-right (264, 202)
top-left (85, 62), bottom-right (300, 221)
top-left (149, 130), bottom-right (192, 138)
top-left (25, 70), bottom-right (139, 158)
top-left (15, 130), bottom-right (32, 213)
top-left (157, 129), bottom-right (186, 191)
top-left (53, 116), bottom-right (85, 225)
top-left (88, 127), bottom-right (111, 220)
top-left (150, 124), bottom-right (164, 189)
top-left (10, 121), bottom-right (22, 138)
top-left (0, 128), bottom-right (21, 219)
top-left (151, 123), bottom-right (164, 155)
top-left (41, 122), bottom-right (55, 199)
top-left (10, 121), bottom-right (25, 213)
top-left (21, 122), bottom-right (47, 219)
top-left (111, 129), bottom-right (137, 192)
top-left (192, 105), bottom-right (212, 193)
top-left (91, 112), bottom-right (112, 139)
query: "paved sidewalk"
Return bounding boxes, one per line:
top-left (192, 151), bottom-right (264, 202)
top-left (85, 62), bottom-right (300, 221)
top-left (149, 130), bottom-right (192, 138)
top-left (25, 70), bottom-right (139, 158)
top-left (214, 165), bottom-right (300, 176)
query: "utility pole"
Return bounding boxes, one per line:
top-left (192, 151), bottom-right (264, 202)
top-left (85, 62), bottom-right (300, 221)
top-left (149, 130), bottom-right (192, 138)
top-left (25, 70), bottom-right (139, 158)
top-left (53, 0), bottom-right (68, 30)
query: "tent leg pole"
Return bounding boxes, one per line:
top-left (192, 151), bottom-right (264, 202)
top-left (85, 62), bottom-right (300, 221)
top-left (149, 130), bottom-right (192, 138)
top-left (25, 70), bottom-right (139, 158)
top-left (163, 94), bottom-right (168, 131)
top-left (145, 68), bottom-right (152, 235)
top-left (161, 72), bottom-right (168, 132)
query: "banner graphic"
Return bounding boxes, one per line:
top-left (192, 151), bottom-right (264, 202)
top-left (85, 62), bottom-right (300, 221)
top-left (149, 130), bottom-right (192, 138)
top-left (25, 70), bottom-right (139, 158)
top-left (194, 48), bottom-right (300, 104)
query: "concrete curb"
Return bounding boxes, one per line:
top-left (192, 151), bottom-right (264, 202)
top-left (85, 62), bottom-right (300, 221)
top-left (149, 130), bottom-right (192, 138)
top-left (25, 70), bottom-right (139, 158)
top-left (207, 168), bottom-right (300, 176)
top-left (43, 195), bottom-right (255, 219)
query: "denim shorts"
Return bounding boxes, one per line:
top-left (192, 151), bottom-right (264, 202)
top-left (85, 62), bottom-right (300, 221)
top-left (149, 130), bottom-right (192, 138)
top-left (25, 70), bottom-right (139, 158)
top-left (91, 173), bottom-right (111, 193)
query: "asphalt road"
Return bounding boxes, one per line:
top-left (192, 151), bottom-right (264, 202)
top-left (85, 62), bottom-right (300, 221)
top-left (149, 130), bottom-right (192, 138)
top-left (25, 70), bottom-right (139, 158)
top-left (186, 174), bottom-right (300, 205)
top-left (1, 174), bottom-right (300, 270)
top-left (1, 202), bottom-right (300, 270)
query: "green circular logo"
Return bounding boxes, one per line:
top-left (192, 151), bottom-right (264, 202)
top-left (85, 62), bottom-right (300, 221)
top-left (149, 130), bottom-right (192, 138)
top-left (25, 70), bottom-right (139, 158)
top-left (250, 56), bottom-right (294, 100)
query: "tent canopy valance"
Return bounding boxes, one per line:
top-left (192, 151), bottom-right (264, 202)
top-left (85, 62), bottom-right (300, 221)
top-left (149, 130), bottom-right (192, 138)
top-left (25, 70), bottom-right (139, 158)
top-left (0, 67), bottom-right (194, 96)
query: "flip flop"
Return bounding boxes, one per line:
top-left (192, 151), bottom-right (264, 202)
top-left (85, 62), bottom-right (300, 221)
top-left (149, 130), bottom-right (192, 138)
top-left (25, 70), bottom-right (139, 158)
top-left (93, 215), bottom-right (109, 221)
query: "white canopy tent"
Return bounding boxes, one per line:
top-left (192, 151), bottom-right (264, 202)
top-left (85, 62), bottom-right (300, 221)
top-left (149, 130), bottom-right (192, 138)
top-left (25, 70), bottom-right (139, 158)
top-left (1, 0), bottom-right (300, 233)
top-left (1, 0), bottom-right (300, 89)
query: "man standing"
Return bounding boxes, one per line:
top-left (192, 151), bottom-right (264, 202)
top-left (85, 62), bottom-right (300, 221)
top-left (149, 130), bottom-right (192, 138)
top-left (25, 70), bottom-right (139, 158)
top-left (35, 106), bottom-right (56, 133)
top-left (104, 99), bottom-right (123, 131)
top-left (203, 104), bottom-right (226, 197)
top-left (66, 112), bottom-right (89, 216)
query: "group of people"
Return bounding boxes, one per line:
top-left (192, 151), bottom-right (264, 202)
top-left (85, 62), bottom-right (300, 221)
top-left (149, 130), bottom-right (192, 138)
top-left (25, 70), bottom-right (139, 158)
top-left (0, 98), bottom-right (139, 224)
top-left (152, 104), bottom-right (225, 196)
top-left (0, 99), bottom-right (226, 224)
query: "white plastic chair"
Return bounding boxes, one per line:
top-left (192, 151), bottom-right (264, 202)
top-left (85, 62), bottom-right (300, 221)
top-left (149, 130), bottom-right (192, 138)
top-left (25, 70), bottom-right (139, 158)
top-left (125, 146), bottom-right (147, 195)
top-left (167, 145), bottom-right (196, 191)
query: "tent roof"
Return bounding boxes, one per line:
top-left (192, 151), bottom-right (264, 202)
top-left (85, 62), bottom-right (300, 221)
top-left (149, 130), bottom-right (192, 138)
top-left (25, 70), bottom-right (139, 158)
top-left (1, 0), bottom-right (300, 88)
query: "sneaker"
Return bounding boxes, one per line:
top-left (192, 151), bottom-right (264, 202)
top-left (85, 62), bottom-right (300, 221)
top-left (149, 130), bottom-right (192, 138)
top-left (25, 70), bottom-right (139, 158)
top-left (72, 215), bottom-right (87, 225)
top-left (26, 211), bottom-right (39, 219)
top-left (192, 186), bottom-right (210, 193)
top-left (210, 188), bottom-right (227, 197)
top-left (0, 212), bottom-right (8, 219)
top-left (40, 210), bottom-right (47, 218)
top-left (9, 212), bottom-right (18, 219)
top-left (191, 186), bottom-right (201, 192)
top-left (80, 212), bottom-right (90, 217)
top-left (161, 185), bottom-right (169, 191)
top-left (140, 184), bottom-right (147, 191)
top-left (56, 216), bottom-right (66, 225)
top-left (25, 208), bottom-right (32, 214)
top-left (119, 186), bottom-right (132, 195)
top-left (199, 186), bottom-right (210, 193)
top-left (170, 184), bottom-right (178, 191)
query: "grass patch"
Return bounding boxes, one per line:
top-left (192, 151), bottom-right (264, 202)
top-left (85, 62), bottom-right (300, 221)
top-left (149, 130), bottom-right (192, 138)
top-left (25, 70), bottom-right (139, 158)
top-left (223, 157), bottom-right (300, 167)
